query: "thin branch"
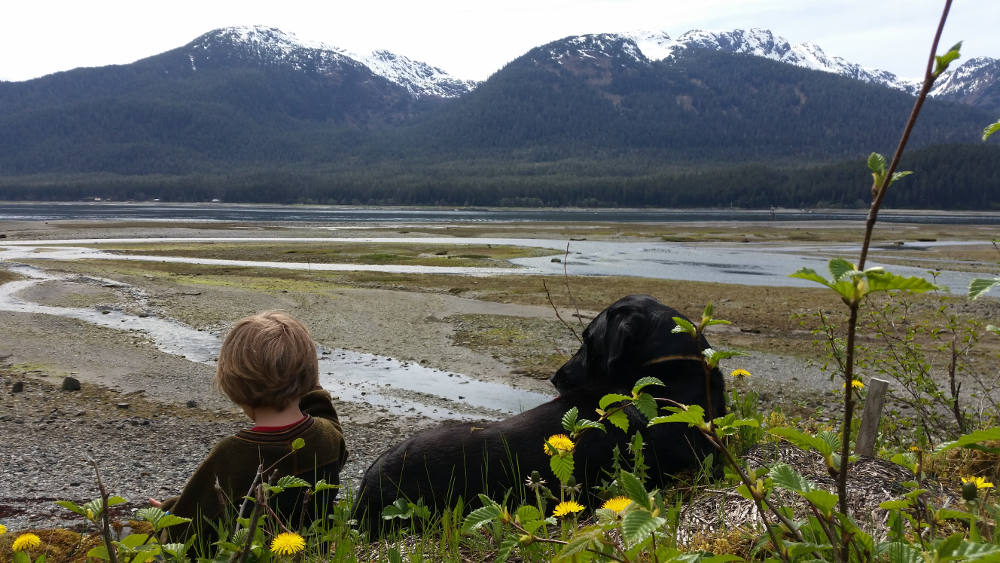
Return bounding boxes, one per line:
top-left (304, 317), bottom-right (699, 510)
top-left (86, 455), bottom-right (120, 563)
top-left (543, 279), bottom-right (582, 344)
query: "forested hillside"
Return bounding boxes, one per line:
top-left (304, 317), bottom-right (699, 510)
top-left (1, 31), bottom-right (997, 208)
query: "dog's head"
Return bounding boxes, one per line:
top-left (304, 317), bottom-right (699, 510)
top-left (551, 295), bottom-right (715, 399)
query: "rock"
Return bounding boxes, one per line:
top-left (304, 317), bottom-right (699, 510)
top-left (116, 403), bottom-right (130, 409)
top-left (12, 381), bottom-right (24, 393)
top-left (62, 377), bottom-right (82, 391)
top-left (186, 400), bottom-right (199, 408)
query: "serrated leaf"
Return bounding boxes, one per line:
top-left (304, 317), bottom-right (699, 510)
top-left (880, 542), bottom-right (921, 562)
top-left (621, 510), bottom-right (663, 548)
top-left (313, 479), bottom-right (340, 492)
top-left (868, 152), bottom-right (887, 176)
top-left (936, 509), bottom-right (975, 522)
top-left (790, 267), bottom-right (832, 287)
top-left (933, 41), bottom-right (963, 78)
top-left (496, 538), bottom-right (517, 563)
top-left (937, 532), bottom-right (965, 558)
top-left (635, 393), bottom-right (658, 421)
top-left (607, 410), bottom-right (630, 433)
top-left (632, 376), bottom-right (665, 395)
top-left (969, 277), bottom-right (1000, 300)
top-left (801, 489), bottom-right (839, 516)
top-left (651, 404), bottom-right (706, 429)
top-left (155, 514), bottom-right (192, 530)
top-left (770, 464), bottom-right (813, 493)
top-left (889, 170), bottom-right (913, 186)
top-left (555, 526), bottom-right (604, 560)
top-left (599, 393), bottom-right (632, 410)
top-left (87, 545), bottom-right (111, 560)
top-left (550, 453), bottom-right (574, 483)
top-left (935, 427), bottom-right (1000, 454)
top-left (770, 426), bottom-right (832, 456)
top-left (829, 258), bottom-right (858, 282)
top-left (55, 500), bottom-right (86, 516)
top-left (952, 541), bottom-right (1000, 560)
top-left (574, 418), bottom-right (606, 433)
top-left (671, 317), bottom-right (696, 337)
top-left (515, 504), bottom-right (541, 524)
top-left (619, 471), bottom-right (651, 510)
top-left (561, 407), bottom-right (579, 433)
top-left (865, 270), bottom-right (938, 294)
top-left (462, 504), bottom-right (502, 532)
top-left (983, 120), bottom-right (1000, 142)
top-left (275, 475), bottom-right (310, 489)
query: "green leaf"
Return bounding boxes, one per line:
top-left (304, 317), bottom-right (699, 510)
top-left (790, 267), bottom-right (833, 288)
top-left (829, 258), bottom-right (857, 282)
top-left (890, 170), bottom-right (913, 185)
top-left (621, 510), bottom-right (664, 548)
top-left (107, 496), bottom-right (127, 506)
top-left (865, 270), bottom-right (938, 294)
top-left (86, 546), bottom-right (111, 561)
top-left (868, 152), bottom-right (887, 177)
top-left (983, 120), bottom-right (1000, 142)
top-left (619, 471), bottom-right (651, 510)
top-left (599, 393), bottom-right (632, 410)
top-left (550, 453), bottom-right (574, 483)
top-left (969, 277), bottom-right (1000, 300)
top-left (952, 541), bottom-right (1000, 560)
top-left (561, 407), bottom-right (579, 433)
top-left (671, 317), bottom-right (696, 337)
top-left (118, 534), bottom-right (151, 548)
top-left (631, 376), bottom-right (665, 395)
top-left (879, 500), bottom-right (911, 510)
top-left (55, 500), bottom-right (86, 516)
top-left (274, 475), bottom-right (310, 489)
top-left (770, 464), bottom-right (813, 493)
top-left (573, 418), bottom-right (606, 433)
top-left (935, 427), bottom-right (1000, 454)
top-left (155, 514), bottom-right (192, 530)
top-left (635, 393), bottom-right (658, 421)
top-left (462, 504), bottom-right (502, 532)
top-left (291, 437), bottom-right (305, 451)
top-left (607, 410), bottom-right (630, 433)
top-left (555, 526), bottom-right (603, 560)
top-left (988, 324), bottom-right (1000, 335)
top-left (933, 41), bottom-right (963, 78)
top-left (936, 532), bottom-right (965, 558)
top-left (651, 404), bottom-right (707, 429)
top-left (801, 489), bottom-right (839, 516)
top-left (515, 504), bottom-right (541, 524)
top-left (770, 426), bottom-right (833, 456)
top-left (936, 509), bottom-right (975, 522)
top-left (497, 538), bottom-right (517, 563)
top-left (313, 479), bottom-right (340, 492)
top-left (880, 542), bottom-right (921, 562)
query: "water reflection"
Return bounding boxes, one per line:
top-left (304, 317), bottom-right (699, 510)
top-left (0, 264), bottom-right (551, 420)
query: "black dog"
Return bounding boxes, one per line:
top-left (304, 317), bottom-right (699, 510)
top-left (352, 295), bottom-right (726, 532)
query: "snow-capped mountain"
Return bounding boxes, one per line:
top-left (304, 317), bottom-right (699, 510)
top-left (184, 26), bottom-right (475, 99)
top-left (544, 27), bottom-right (997, 105)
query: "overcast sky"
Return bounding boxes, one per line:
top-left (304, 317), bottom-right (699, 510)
top-left (1, 1), bottom-right (996, 83)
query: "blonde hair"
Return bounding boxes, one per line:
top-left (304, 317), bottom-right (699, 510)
top-left (215, 311), bottom-right (319, 409)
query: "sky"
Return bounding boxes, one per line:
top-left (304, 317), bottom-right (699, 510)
top-left (1, 1), bottom-right (997, 83)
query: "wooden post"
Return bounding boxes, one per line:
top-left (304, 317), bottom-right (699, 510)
top-left (855, 378), bottom-right (889, 457)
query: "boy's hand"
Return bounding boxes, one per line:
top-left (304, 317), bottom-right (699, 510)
top-left (148, 498), bottom-right (162, 508)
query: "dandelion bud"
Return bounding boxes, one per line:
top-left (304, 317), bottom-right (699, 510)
top-left (963, 481), bottom-right (978, 501)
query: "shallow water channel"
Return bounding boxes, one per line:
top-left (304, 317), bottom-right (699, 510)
top-left (0, 263), bottom-right (552, 420)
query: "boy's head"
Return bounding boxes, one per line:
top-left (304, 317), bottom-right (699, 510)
top-left (216, 311), bottom-right (319, 409)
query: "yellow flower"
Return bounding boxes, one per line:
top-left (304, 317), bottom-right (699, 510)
top-left (729, 368), bottom-right (751, 379)
top-left (544, 434), bottom-right (575, 456)
top-left (269, 532), bottom-right (305, 556)
top-left (962, 476), bottom-right (995, 490)
top-left (601, 496), bottom-right (631, 513)
top-left (843, 379), bottom-right (864, 390)
top-left (552, 500), bottom-right (584, 518)
top-left (12, 533), bottom-right (42, 552)
top-left (0, 524), bottom-right (6, 534)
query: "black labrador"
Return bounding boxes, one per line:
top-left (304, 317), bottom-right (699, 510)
top-left (352, 295), bottom-right (726, 532)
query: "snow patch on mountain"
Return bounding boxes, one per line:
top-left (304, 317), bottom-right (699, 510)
top-left (191, 25), bottom-right (474, 98)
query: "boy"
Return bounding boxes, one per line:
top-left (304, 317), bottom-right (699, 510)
top-left (151, 311), bottom-right (348, 539)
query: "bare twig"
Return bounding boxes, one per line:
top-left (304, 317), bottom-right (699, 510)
top-left (86, 455), bottom-right (120, 563)
top-left (543, 279), bottom-right (582, 344)
top-left (561, 242), bottom-right (586, 333)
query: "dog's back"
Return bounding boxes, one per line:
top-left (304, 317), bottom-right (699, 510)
top-left (352, 295), bottom-right (725, 534)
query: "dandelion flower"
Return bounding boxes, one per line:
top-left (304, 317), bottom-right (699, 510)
top-left (962, 476), bottom-right (995, 490)
top-left (601, 496), bottom-right (631, 513)
top-left (0, 524), bottom-right (6, 534)
top-left (552, 500), bottom-right (584, 518)
top-left (842, 379), bottom-right (864, 390)
top-left (544, 434), bottom-right (575, 456)
top-left (269, 532), bottom-right (305, 556)
top-left (729, 369), bottom-right (751, 379)
top-left (12, 533), bottom-right (42, 552)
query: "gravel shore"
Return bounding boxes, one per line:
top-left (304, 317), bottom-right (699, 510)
top-left (0, 219), bottom-right (850, 533)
